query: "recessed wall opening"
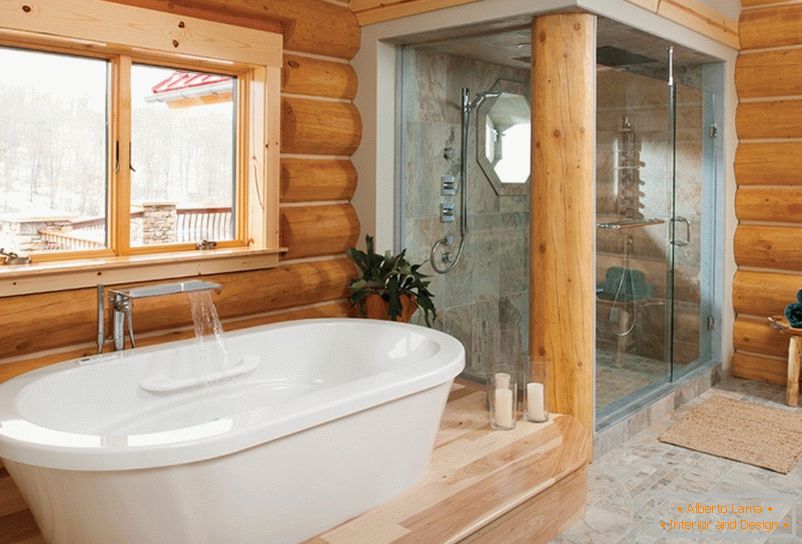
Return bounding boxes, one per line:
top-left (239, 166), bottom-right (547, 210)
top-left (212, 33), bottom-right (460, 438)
top-left (395, 16), bottom-right (725, 432)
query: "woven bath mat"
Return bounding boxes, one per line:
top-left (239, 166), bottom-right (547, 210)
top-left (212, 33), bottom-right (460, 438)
top-left (658, 396), bottom-right (802, 474)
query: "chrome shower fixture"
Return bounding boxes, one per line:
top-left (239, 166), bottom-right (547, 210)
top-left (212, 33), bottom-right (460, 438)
top-left (429, 87), bottom-right (500, 274)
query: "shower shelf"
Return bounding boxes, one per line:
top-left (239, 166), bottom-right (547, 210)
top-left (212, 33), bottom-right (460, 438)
top-left (596, 218), bottom-right (664, 230)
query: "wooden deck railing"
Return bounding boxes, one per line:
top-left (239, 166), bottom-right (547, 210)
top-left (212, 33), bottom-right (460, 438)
top-left (176, 207), bottom-right (232, 243)
top-left (37, 207), bottom-right (233, 251)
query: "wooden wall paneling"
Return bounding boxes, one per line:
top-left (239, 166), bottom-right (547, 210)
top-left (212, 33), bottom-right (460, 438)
top-left (530, 14), bottom-right (596, 436)
top-left (109, 0), bottom-right (360, 59)
top-left (282, 55), bottom-right (358, 100)
top-left (732, 350), bottom-right (788, 384)
top-left (737, 100), bottom-right (802, 140)
top-left (737, 49), bottom-right (802, 99)
top-left (736, 187), bottom-right (802, 222)
top-left (732, 270), bottom-right (802, 317)
top-left (0, 0), bottom-right (283, 67)
top-left (736, 143), bottom-right (802, 185)
top-left (281, 159), bottom-right (358, 202)
top-left (281, 98), bottom-right (363, 156)
top-left (0, 300), bottom-right (351, 384)
top-left (279, 205), bottom-right (360, 260)
top-left (735, 225), bottom-right (802, 270)
top-left (352, 0), bottom-right (482, 26)
top-left (656, 0), bottom-right (740, 49)
top-left (733, 316), bottom-right (788, 358)
top-left (0, 258), bottom-right (355, 361)
top-left (740, 4), bottom-right (802, 50)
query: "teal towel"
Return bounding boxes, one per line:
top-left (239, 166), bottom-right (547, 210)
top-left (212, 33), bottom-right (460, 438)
top-left (785, 289), bottom-right (802, 328)
top-left (597, 266), bottom-right (653, 301)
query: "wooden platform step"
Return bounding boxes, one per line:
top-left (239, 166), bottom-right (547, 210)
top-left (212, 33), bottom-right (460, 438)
top-left (306, 384), bottom-right (590, 544)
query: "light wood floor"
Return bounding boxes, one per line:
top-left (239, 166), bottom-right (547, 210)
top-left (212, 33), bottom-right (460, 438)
top-left (306, 383), bottom-right (590, 544)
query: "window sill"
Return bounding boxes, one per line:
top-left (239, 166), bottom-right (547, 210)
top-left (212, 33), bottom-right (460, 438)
top-left (0, 247), bottom-right (287, 297)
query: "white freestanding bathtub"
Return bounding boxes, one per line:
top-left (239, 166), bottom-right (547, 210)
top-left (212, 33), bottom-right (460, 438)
top-left (0, 318), bottom-right (464, 544)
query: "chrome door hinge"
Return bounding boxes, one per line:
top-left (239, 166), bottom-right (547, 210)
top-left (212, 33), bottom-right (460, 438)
top-left (707, 315), bottom-right (716, 331)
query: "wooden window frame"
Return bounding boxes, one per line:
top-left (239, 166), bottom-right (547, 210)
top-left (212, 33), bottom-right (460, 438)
top-left (0, 0), bottom-right (283, 296)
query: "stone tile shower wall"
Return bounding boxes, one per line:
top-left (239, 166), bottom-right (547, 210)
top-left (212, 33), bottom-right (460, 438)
top-left (400, 48), bottom-right (530, 381)
top-left (596, 67), bottom-right (703, 367)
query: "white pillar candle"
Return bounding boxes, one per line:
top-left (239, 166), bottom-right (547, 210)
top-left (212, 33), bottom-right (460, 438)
top-left (494, 372), bottom-right (511, 390)
top-left (494, 388), bottom-right (514, 428)
top-left (527, 382), bottom-right (547, 422)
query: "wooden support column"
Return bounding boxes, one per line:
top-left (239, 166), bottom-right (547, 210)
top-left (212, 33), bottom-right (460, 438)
top-left (530, 14), bottom-right (596, 434)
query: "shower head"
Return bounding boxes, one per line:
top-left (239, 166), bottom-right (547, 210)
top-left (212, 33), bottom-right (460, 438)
top-left (464, 90), bottom-right (503, 112)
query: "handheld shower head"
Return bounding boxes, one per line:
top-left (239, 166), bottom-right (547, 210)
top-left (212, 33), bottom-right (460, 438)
top-left (468, 90), bottom-right (502, 112)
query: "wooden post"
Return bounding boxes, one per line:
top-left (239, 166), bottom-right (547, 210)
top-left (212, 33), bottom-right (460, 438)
top-left (787, 336), bottom-right (801, 407)
top-left (530, 14), bottom-right (596, 434)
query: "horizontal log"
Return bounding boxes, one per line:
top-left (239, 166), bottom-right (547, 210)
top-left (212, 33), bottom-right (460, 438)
top-left (280, 159), bottom-right (357, 202)
top-left (733, 269), bottom-right (802, 317)
top-left (282, 55), bottom-right (357, 100)
top-left (736, 187), bottom-right (802, 222)
top-left (107, 0), bottom-right (360, 59)
top-left (0, 259), bottom-right (354, 360)
top-left (736, 143), bottom-right (802, 185)
top-left (737, 49), bottom-right (802, 99)
top-left (0, 300), bottom-right (351, 384)
top-left (732, 351), bottom-right (787, 385)
top-left (737, 100), bottom-right (802, 140)
top-left (282, 97), bottom-right (362, 156)
top-left (733, 316), bottom-right (787, 358)
top-left (740, 4), bottom-right (802, 50)
top-left (280, 204), bottom-right (359, 260)
top-left (734, 225), bottom-right (802, 270)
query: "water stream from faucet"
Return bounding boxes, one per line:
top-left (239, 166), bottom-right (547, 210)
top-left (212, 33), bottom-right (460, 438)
top-left (189, 291), bottom-right (232, 380)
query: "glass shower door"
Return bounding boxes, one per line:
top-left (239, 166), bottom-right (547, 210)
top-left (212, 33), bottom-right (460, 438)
top-left (595, 42), bottom-right (677, 418)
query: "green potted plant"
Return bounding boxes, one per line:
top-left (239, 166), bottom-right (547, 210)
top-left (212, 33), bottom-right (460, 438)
top-left (346, 235), bottom-right (437, 326)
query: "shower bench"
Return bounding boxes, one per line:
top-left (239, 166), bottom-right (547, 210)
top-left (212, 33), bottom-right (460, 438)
top-left (305, 382), bottom-right (591, 544)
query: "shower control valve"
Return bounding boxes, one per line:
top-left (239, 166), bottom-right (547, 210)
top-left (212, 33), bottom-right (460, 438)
top-left (440, 202), bottom-right (456, 223)
top-left (441, 175), bottom-right (457, 196)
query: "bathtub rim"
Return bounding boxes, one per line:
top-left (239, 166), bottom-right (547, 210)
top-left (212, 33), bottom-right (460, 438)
top-left (0, 318), bottom-right (465, 471)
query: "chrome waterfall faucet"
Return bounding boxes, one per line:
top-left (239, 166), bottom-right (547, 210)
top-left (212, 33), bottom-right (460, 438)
top-left (96, 280), bottom-right (222, 353)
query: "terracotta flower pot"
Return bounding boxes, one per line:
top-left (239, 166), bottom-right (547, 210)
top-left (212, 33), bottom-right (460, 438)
top-left (358, 293), bottom-right (418, 323)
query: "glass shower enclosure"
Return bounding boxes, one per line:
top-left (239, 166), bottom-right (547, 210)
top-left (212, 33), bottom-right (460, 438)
top-left (594, 19), bottom-right (721, 426)
top-left (394, 16), bottom-right (722, 431)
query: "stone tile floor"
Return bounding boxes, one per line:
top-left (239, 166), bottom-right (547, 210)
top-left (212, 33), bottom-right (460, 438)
top-left (596, 349), bottom-right (667, 414)
top-left (552, 377), bottom-right (802, 543)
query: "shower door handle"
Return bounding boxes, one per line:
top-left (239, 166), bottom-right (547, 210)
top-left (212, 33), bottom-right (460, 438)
top-left (671, 216), bottom-right (690, 247)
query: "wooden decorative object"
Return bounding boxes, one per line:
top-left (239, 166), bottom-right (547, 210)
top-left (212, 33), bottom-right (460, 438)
top-left (530, 13), bottom-right (596, 436)
top-left (768, 316), bottom-right (802, 406)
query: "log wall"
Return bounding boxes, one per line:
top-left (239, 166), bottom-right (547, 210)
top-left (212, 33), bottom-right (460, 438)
top-left (0, 1), bottom-right (361, 540)
top-left (733, 1), bottom-right (802, 385)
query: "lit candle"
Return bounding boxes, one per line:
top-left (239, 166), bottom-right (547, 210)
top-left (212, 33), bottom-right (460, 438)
top-left (494, 372), bottom-right (510, 389)
top-left (527, 382), bottom-right (547, 422)
top-left (494, 388), bottom-right (514, 428)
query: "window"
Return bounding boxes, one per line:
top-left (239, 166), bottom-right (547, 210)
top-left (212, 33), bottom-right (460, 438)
top-left (0, 46), bottom-right (109, 254)
top-left (0, 0), bottom-right (281, 267)
top-left (130, 64), bottom-right (237, 247)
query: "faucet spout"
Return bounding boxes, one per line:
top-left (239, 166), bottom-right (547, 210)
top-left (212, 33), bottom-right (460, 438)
top-left (97, 280), bottom-right (223, 352)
